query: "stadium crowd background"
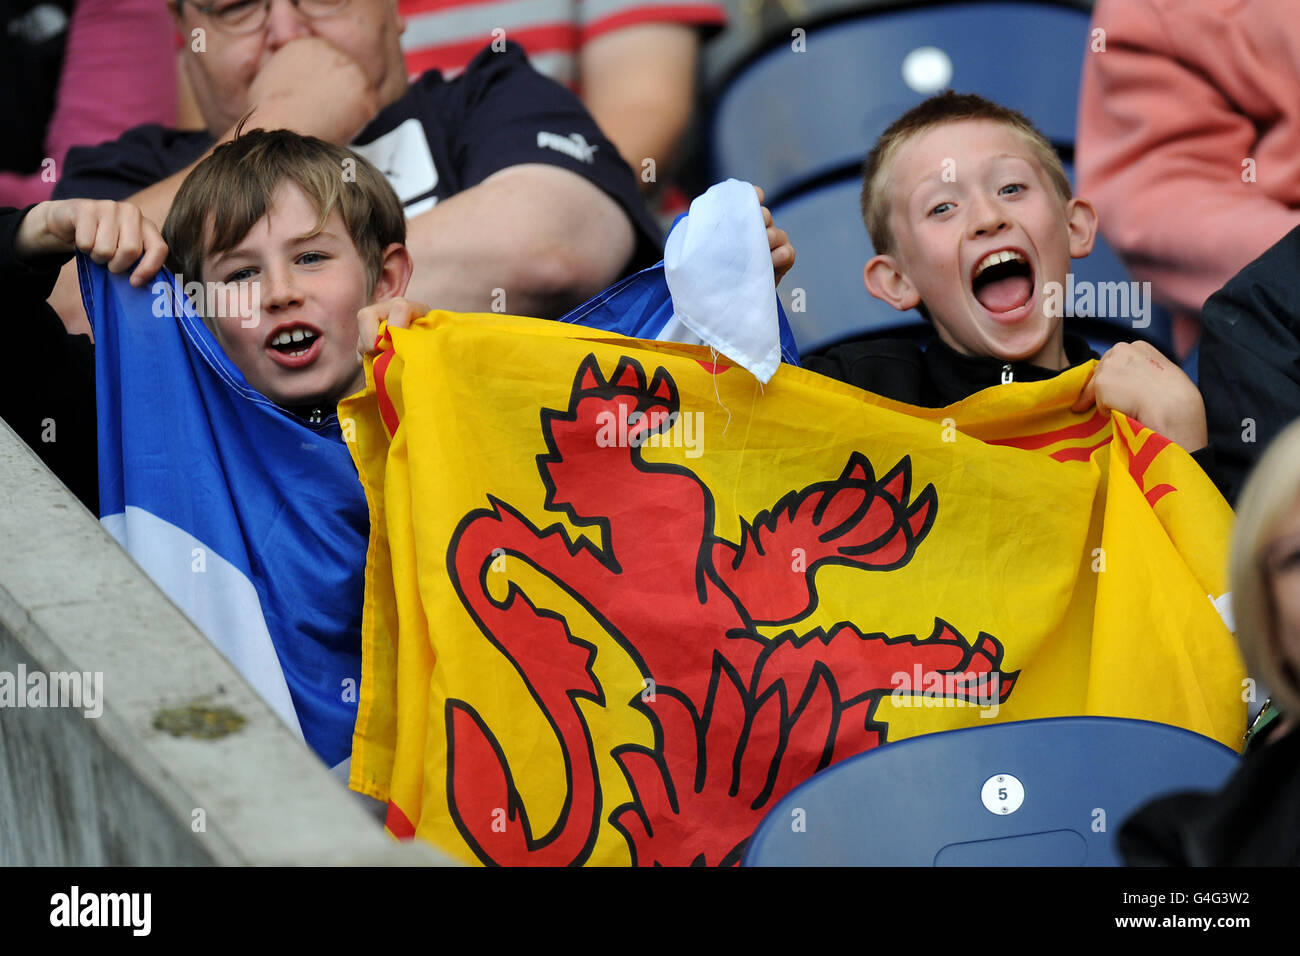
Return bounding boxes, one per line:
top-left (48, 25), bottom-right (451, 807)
top-left (4, 0), bottom-right (1300, 866)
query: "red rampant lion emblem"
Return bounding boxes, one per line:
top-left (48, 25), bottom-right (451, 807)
top-left (438, 354), bottom-right (1017, 866)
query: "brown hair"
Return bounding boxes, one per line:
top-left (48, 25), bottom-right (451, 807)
top-left (163, 123), bottom-right (405, 297)
top-left (859, 91), bottom-right (1072, 256)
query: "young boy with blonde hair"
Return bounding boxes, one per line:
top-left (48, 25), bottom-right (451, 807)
top-left (804, 92), bottom-right (1207, 454)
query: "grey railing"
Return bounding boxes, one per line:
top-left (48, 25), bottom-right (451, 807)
top-left (0, 420), bottom-right (451, 865)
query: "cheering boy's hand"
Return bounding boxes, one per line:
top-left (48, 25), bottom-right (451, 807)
top-left (1070, 341), bottom-right (1207, 452)
top-left (356, 297), bottom-right (432, 361)
top-left (754, 186), bottom-right (795, 286)
top-left (15, 199), bottom-right (168, 287)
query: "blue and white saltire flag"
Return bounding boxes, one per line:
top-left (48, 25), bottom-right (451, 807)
top-left (79, 256), bottom-right (368, 772)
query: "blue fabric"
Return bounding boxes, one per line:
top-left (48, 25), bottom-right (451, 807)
top-left (80, 258), bottom-right (368, 767)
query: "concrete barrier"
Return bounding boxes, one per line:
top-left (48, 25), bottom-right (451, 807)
top-left (0, 420), bottom-right (452, 865)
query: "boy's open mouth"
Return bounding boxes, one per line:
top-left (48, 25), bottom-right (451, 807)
top-left (971, 249), bottom-right (1034, 314)
top-left (267, 325), bottom-right (320, 354)
top-left (265, 323), bottom-right (323, 368)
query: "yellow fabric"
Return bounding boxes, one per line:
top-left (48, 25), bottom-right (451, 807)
top-left (343, 311), bottom-right (1245, 867)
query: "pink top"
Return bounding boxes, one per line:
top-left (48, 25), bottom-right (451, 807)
top-left (1077, 0), bottom-right (1300, 315)
top-left (0, 0), bottom-right (176, 207)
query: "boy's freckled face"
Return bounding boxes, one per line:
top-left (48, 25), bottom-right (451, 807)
top-left (203, 182), bottom-right (369, 410)
top-left (881, 120), bottom-right (1090, 366)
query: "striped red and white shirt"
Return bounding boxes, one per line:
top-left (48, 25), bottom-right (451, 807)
top-left (399, 0), bottom-right (727, 87)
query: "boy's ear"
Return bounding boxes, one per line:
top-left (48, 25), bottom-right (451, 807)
top-left (1066, 197), bottom-right (1099, 259)
top-left (863, 254), bottom-right (922, 312)
top-left (372, 242), bottom-right (414, 302)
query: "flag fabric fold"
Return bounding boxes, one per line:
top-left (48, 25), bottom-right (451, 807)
top-left (343, 311), bottom-right (1246, 867)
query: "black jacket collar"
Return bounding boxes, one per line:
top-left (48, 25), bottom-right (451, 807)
top-left (924, 334), bottom-right (1099, 406)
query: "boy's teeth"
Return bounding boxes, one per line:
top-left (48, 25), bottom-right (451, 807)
top-left (270, 329), bottom-right (317, 348)
top-left (974, 250), bottom-right (1027, 277)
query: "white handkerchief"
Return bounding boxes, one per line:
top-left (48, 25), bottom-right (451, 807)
top-left (664, 179), bottom-right (781, 383)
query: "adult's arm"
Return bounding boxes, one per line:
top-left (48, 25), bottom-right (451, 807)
top-left (1197, 225), bottom-right (1300, 505)
top-left (402, 43), bottom-right (660, 317)
top-left (1077, 0), bottom-right (1300, 315)
top-left (579, 24), bottom-right (699, 185)
top-left (402, 163), bottom-right (635, 317)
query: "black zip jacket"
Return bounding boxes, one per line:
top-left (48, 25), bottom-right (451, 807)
top-left (802, 332), bottom-right (1099, 406)
top-left (804, 330), bottom-right (1216, 477)
top-left (1198, 223), bottom-right (1300, 506)
top-left (0, 205), bottom-right (97, 513)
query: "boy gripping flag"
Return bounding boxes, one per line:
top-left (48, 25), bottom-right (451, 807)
top-left (2, 129), bottom-right (795, 775)
top-left (343, 95), bottom-right (1243, 865)
top-left (804, 92), bottom-right (1209, 457)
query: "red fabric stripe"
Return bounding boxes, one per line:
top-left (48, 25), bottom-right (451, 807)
top-left (1124, 415), bottom-right (1172, 486)
top-left (1145, 484), bottom-right (1176, 508)
top-left (1050, 436), bottom-right (1111, 463)
top-left (404, 24), bottom-right (580, 77)
top-left (582, 4), bottom-right (727, 40)
top-left (373, 349), bottom-right (401, 437)
top-left (696, 359), bottom-right (730, 374)
top-left (986, 410), bottom-right (1109, 451)
top-left (385, 800), bottom-right (417, 840)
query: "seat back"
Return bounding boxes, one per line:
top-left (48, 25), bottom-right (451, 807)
top-left (710, 1), bottom-right (1092, 201)
top-left (742, 716), bottom-right (1239, 866)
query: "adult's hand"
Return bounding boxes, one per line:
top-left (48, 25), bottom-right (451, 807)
top-left (247, 37), bottom-right (382, 145)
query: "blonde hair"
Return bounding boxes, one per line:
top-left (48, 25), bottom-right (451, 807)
top-left (859, 91), bottom-right (1072, 257)
top-left (1230, 418), bottom-right (1300, 716)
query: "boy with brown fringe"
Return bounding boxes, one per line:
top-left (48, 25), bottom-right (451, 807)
top-left (162, 127), bottom-right (412, 421)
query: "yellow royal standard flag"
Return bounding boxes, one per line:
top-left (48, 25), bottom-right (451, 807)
top-left (342, 312), bottom-right (1245, 867)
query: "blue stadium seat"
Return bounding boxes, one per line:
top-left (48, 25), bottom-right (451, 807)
top-left (714, 0), bottom-right (1172, 357)
top-left (710, 1), bottom-right (1092, 201)
top-left (742, 716), bottom-right (1239, 866)
top-left (772, 176), bottom-right (914, 352)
